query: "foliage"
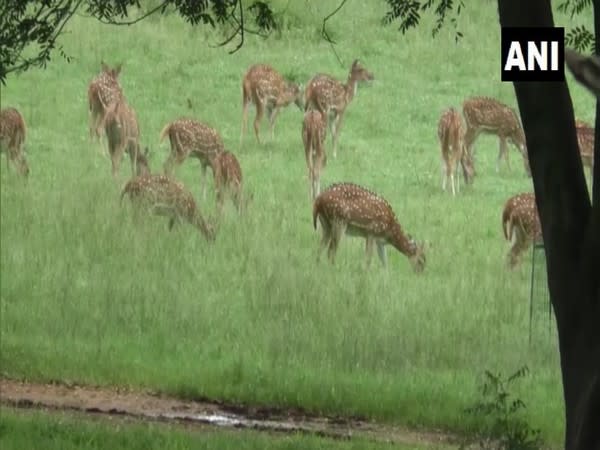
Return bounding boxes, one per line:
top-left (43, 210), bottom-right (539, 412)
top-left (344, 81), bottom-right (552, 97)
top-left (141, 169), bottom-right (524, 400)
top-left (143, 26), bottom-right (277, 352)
top-left (558, 0), bottom-right (595, 53)
top-left (461, 367), bottom-right (543, 450)
top-left (0, 0), bottom-right (595, 86)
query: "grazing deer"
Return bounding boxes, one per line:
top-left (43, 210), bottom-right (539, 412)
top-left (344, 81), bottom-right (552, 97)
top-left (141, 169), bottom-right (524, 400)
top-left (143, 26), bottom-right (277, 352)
top-left (312, 182), bottom-right (426, 271)
top-left (575, 121), bottom-right (594, 179)
top-left (462, 96), bottom-right (530, 176)
top-left (212, 149), bottom-right (244, 214)
top-left (103, 98), bottom-right (147, 178)
top-left (88, 62), bottom-right (124, 144)
top-left (160, 118), bottom-right (224, 200)
top-left (304, 60), bottom-right (374, 159)
top-left (437, 107), bottom-right (474, 195)
top-left (502, 192), bottom-right (542, 269)
top-left (240, 64), bottom-right (304, 146)
top-left (302, 109), bottom-right (327, 200)
top-left (121, 174), bottom-right (215, 241)
top-left (0, 107), bottom-right (29, 177)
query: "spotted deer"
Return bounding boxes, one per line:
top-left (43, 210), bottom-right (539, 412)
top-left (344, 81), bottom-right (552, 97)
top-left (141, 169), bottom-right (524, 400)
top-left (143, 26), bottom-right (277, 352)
top-left (88, 62), bottom-right (124, 144)
top-left (312, 182), bottom-right (426, 271)
top-left (502, 192), bottom-right (542, 269)
top-left (304, 60), bottom-right (374, 159)
top-left (103, 98), bottom-right (148, 178)
top-left (0, 107), bottom-right (29, 177)
top-left (302, 109), bottom-right (328, 200)
top-left (576, 121), bottom-right (594, 179)
top-left (159, 118), bottom-right (224, 200)
top-left (240, 64), bottom-right (304, 147)
top-left (121, 174), bottom-right (215, 241)
top-left (462, 96), bottom-right (530, 176)
top-left (212, 149), bottom-right (244, 214)
top-left (437, 107), bottom-right (474, 195)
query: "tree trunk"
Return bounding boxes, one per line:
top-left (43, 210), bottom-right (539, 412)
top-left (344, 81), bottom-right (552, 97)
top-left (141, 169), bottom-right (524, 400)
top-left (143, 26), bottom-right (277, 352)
top-left (497, 1), bottom-right (600, 449)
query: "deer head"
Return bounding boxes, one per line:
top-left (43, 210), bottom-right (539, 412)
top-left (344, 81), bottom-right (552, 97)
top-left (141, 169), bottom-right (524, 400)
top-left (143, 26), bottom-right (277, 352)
top-left (407, 236), bottom-right (427, 273)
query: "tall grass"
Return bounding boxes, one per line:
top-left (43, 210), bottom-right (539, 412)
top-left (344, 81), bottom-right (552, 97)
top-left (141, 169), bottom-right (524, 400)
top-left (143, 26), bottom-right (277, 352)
top-left (0, 0), bottom-right (594, 445)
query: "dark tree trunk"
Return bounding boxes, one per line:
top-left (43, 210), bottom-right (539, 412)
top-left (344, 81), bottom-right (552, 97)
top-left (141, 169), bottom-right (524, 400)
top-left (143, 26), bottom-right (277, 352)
top-left (497, 1), bottom-right (600, 449)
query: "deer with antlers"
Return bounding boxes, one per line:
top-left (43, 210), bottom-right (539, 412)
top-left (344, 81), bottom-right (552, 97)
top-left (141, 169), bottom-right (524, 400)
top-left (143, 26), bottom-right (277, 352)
top-left (103, 98), bottom-right (149, 178)
top-left (121, 174), bottom-right (215, 241)
top-left (88, 62), bottom-right (124, 145)
top-left (502, 192), bottom-right (542, 269)
top-left (160, 118), bottom-right (224, 200)
top-left (437, 107), bottom-right (474, 195)
top-left (312, 182), bottom-right (426, 271)
top-left (0, 107), bottom-right (29, 177)
top-left (304, 60), bottom-right (374, 159)
top-left (240, 64), bottom-right (304, 147)
top-left (302, 109), bottom-right (328, 200)
top-left (212, 149), bottom-right (245, 215)
top-left (462, 96), bottom-right (530, 176)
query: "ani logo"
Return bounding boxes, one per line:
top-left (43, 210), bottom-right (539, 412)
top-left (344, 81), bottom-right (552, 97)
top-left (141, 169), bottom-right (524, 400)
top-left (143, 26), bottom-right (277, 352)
top-left (501, 27), bottom-right (565, 82)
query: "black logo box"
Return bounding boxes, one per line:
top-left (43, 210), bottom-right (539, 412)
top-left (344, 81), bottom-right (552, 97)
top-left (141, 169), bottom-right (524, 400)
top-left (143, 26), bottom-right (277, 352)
top-left (501, 27), bottom-right (565, 82)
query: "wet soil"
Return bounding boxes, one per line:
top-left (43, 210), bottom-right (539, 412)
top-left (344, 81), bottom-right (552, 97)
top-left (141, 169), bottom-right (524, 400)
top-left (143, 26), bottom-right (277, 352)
top-left (0, 378), bottom-right (458, 447)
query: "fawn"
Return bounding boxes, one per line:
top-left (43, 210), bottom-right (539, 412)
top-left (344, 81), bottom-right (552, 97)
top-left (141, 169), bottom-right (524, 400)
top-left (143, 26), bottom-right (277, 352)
top-left (160, 117), bottom-right (225, 200)
top-left (212, 149), bottom-right (244, 215)
top-left (121, 173), bottom-right (215, 241)
top-left (304, 59), bottom-right (374, 159)
top-left (302, 109), bottom-right (328, 200)
top-left (88, 62), bottom-right (124, 144)
top-left (437, 107), bottom-right (474, 195)
top-left (462, 96), bottom-right (530, 176)
top-left (240, 64), bottom-right (303, 146)
top-left (502, 192), bottom-right (542, 269)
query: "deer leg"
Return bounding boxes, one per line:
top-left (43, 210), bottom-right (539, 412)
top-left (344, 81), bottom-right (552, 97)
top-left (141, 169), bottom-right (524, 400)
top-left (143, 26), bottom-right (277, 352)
top-left (331, 113), bottom-right (344, 159)
top-left (240, 97), bottom-right (250, 147)
top-left (168, 217), bottom-right (177, 231)
top-left (365, 236), bottom-right (375, 268)
top-left (376, 241), bottom-right (388, 268)
top-left (253, 101), bottom-right (264, 145)
top-left (317, 221), bottom-right (331, 263)
top-left (497, 137), bottom-right (510, 172)
top-left (268, 106), bottom-right (280, 141)
top-left (327, 221), bottom-right (346, 264)
top-left (463, 126), bottom-right (477, 160)
top-left (450, 171), bottom-right (456, 196)
top-left (200, 164), bottom-right (209, 201)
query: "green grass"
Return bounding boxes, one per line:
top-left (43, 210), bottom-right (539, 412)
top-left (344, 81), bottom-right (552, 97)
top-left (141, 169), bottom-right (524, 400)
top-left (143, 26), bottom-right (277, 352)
top-left (0, 0), bottom-right (594, 446)
top-left (0, 408), bottom-right (446, 450)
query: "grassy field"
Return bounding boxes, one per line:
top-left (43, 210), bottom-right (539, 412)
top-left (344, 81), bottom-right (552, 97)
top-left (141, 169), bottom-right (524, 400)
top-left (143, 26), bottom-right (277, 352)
top-left (0, 0), bottom-right (594, 446)
top-left (0, 408), bottom-right (449, 450)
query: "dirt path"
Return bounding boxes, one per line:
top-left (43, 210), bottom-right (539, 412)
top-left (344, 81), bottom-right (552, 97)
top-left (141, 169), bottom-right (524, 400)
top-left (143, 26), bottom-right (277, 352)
top-left (0, 378), bottom-right (459, 447)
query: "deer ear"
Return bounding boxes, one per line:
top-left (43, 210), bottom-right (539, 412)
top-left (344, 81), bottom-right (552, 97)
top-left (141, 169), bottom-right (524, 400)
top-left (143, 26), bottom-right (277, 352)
top-left (352, 59), bottom-right (359, 68)
top-left (101, 61), bottom-right (109, 72)
top-left (114, 63), bottom-right (123, 76)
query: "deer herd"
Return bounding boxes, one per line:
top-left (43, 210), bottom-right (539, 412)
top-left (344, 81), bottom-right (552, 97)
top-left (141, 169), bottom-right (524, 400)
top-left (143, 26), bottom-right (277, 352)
top-left (1, 51), bottom-right (597, 273)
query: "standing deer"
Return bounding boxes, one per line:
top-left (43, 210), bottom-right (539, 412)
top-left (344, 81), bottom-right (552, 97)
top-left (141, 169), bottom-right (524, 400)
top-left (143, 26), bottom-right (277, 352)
top-left (302, 109), bottom-right (327, 200)
top-left (462, 96), bottom-right (530, 176)
top-left (160, 118), bottom-right (224, 200)
top-left (88, 62), bottom-right (124, 144)
top-left (212, 149), bottom-right (244, 214)
top-left (103, 98), bottom-right (148, 178)
top-left (121, 173), bottom-right (215, 241)
top-left (304, 60), bottom-right (374, 159)
top-left (312, 182), bottom-right (426, 271)
top-left (501, 192), bottom-right (542, 269)
top-left (240, 64), bottom-right (304, 147)
top-left (575, 121), bottom-right (594, 179)
top-left (437, 107), bottom-right (474, 195)
top-left (0, 107), bottom-right (29, 177)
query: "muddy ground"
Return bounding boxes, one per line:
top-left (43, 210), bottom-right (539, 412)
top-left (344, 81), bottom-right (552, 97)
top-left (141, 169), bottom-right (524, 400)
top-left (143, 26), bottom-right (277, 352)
top-left (0, 378), bottom-right (460, 447)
